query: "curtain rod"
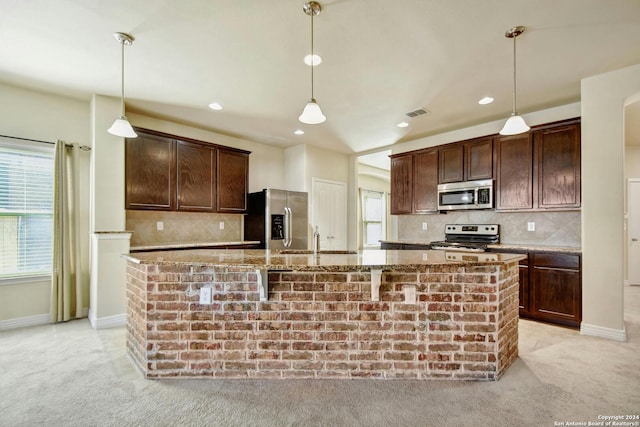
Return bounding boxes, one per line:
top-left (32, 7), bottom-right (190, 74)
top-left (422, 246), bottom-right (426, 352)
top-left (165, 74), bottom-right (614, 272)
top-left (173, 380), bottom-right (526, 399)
top-left (0, 134), bottom-right (91, 151)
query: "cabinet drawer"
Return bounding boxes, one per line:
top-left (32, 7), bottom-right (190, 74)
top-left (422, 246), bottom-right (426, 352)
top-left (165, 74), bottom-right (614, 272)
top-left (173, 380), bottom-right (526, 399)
top-left (532, 253), bottom-right (579, 270)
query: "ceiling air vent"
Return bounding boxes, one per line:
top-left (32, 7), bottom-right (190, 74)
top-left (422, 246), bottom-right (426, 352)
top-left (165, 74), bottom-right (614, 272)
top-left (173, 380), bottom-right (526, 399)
top-left (405, 108), bottom-right (430, 118)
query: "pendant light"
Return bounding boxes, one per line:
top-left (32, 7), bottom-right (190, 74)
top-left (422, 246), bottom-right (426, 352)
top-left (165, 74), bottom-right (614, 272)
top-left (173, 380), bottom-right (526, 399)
top-left (499, 26), bottom-right (529, 136)
top-left (298, 1), bottom-right (326, 124)
top-left (108, 32), bottom-right (137, 138)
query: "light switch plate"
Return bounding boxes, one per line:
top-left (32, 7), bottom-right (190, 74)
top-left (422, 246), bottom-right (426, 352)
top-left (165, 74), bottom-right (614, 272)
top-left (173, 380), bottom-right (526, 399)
top-left (199, 287), bottom-right (212, 304)
top-left (403, 285), bottom-right (416, 304)
top-left (422, 222), bottom-right (428, 231)
top-left (219, 221), bottom-right (225, 230)
top-left (527, 222), bottom-right (535, 231)
top-left (156, 221), bottom-right (164, 231)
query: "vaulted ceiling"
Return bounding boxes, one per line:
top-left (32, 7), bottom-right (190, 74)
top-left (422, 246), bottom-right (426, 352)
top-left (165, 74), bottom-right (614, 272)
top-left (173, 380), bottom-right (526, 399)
top-left (2, 0), bottom-right (640, 154)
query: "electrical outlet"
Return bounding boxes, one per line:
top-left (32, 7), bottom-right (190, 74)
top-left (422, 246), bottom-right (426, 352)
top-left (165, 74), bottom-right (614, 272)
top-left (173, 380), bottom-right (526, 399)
top-left (199, 287), bottom-right (212, 304)
top-left (422, 222), bottom-right (428, 231)
top-left (156, 221), bottom-right (164, 231)
top-left (527, 222), bottom-right (535, 232)
top-left (219, 221), bottom-right (225, 230)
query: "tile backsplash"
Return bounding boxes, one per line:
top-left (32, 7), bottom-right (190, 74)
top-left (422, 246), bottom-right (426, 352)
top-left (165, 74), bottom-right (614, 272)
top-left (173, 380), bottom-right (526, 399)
top-left (126, 210), bottom-right (243, 246)
top-left (397, 210), bottom-right (581, 247)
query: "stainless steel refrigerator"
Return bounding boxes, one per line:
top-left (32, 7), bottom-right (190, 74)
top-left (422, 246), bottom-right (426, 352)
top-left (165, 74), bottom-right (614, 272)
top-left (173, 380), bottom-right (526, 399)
top-left (244, 189), bottom-right (308, 249)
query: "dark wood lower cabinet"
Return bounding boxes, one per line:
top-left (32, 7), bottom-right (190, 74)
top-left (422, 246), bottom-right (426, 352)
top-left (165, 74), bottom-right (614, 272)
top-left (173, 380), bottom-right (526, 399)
top-left (518, 257), bottom-right (530, 315)
top-left (530, 253), bottom-right (581, 328)
top-left (380, 242), bottom-right (430, 250)
top-left (489, 249), bottom-right (581, 328)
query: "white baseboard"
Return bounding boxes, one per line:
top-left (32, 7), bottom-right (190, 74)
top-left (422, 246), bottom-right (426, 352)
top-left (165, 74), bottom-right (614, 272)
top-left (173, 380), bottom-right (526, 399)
top-left (88, 309), bottom-right (126, 329)
top-left (0, 308), bottom-right (91, 331)
top-left (0, 313), bottom-right (50, 330)
top-left (581, 322), bottom-right (627, 342)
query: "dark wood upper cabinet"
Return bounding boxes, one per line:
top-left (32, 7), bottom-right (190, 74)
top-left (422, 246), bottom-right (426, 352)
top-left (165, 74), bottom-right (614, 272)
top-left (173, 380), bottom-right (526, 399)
top-left (217, 149), bottom-right (249, 213)
top-left (495, 118), bottom-right (580, 211)
top-left (176, 140), bottom-right (216, 212)
top-left (439, 137), bottom-right (493, 184)
top-left (535, 123), bottom-right (581, 209)
top-left (465, 137), bottom-right (493, 181)
top-left (125, 131), bottom-right (176, 210)
top-left (126, 128), bottom-right (250, 213)
top-left (413, 148), bottom-right (439, 213)
top-left (438, 144), bottom-right (463, 183)
top-left (390, 148), bottom-right (439, 215)
top-left (495, 133), bottom-right (534, 210)
top-left (390, 153), bottom-right (413, 214)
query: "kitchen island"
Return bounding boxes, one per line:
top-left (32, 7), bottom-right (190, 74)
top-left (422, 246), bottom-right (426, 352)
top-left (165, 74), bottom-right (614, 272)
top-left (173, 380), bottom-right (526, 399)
top-left (124, 249), bottom-right (524, 380)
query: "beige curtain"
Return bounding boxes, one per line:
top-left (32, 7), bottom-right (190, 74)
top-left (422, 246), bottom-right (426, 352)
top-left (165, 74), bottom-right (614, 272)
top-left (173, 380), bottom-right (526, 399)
top-left (50, 141), bottom-right (83, 322)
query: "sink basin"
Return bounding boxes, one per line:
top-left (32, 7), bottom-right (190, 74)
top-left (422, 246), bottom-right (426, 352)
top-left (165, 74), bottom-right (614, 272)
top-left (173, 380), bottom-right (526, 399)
top-left (272, 249), bottom-right (357, 255)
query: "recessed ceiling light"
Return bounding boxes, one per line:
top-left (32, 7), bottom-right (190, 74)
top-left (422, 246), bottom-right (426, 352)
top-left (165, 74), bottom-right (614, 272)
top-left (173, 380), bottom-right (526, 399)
top-left (478, 97), bottom-right (494, 105)
top-left (208, 102), bottom-right (223, 110)
top-left (294, 129), bottom-right (305, 135)
top-left (303, 54), bottom-right (322, 66)
top-left (397, 122), bottom-right (409, 128)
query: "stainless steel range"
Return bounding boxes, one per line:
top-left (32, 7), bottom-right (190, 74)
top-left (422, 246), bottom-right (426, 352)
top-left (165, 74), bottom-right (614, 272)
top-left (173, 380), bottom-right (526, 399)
top-left (430, 224), bottom-right (499, 252)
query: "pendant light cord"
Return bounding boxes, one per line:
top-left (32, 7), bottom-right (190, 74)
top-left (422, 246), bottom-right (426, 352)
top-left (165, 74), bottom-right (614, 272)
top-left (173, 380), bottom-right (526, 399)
top-left (120, 39), bottom-right (126, 117)
top-left (310, 12), bottom-right (314, 99)
top-left (511, 34), bottom-right (517, 115)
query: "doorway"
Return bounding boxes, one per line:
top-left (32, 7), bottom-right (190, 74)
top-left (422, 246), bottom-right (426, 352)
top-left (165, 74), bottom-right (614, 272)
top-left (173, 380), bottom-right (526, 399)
top-left (311, 178), bottom-right (347, 250)
top-left (628, 179), bottom-right (640, 285)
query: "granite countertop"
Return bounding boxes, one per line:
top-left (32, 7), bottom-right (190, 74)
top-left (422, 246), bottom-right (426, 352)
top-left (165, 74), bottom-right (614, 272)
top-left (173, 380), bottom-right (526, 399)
top-left (380, 240), bottom-right (581, 254)
top-left (129, 240), bottom-right (261, 251)
top-left (487, 243), bottom-right (581, 254)
top-left (123, 248), bottom-right (526, 272)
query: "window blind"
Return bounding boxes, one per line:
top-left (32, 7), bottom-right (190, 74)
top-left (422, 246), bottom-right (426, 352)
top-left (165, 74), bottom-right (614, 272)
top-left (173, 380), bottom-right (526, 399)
top-left (0, 141), bottom-right (54, 280)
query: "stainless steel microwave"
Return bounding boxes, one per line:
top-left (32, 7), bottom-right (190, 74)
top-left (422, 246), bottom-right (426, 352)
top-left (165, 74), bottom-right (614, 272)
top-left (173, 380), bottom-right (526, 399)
top-left (437, 179), bottom-right (493, 210)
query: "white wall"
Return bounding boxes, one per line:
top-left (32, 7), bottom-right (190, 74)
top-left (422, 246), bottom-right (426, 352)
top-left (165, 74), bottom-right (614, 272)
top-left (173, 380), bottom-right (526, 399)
top-left (581, 63), bottom-right (640, 341)
top-left (0, 83), bottom-right (90, 325)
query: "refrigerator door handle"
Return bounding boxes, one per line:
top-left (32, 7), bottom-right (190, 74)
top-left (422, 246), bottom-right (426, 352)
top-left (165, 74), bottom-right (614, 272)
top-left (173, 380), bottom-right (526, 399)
top-left (284, 207), bottom-right (292, 247)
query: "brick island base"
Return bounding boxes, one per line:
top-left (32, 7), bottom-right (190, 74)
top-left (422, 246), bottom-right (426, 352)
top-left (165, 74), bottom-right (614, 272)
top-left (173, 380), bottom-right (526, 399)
top-left (126, 261), bottom-right (519, 380)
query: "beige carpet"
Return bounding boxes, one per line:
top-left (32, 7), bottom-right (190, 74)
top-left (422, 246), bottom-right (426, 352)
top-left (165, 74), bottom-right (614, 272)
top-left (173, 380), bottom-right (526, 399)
top-left (1, 286), bottom-right (639, 427)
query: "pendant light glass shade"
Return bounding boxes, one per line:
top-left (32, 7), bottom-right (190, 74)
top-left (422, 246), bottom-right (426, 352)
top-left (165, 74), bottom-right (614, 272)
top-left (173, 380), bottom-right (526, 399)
top-left (108, 117), bottom-right (138, 137)
top-left (499, 26), bottom-right (528, 136)
top-left (299, 98), bottom-right (326, 124)
top-left (299, 2), bottom-right (325, 125)
top-left (500, 113), bottom-right (529, 136)
top-left (108, 32), bottom-right (137, 138)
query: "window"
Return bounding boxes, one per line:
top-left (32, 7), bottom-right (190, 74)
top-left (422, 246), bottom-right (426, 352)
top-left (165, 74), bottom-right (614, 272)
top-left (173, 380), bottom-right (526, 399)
top-left (0, 138), bottom-right (55, 281)
top-left (361, 189), bottom-right (386, 248)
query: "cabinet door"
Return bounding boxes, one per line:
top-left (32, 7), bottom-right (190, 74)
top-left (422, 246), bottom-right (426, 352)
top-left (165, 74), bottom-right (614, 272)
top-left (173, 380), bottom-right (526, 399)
top-left (518, 260), bottom-right (530, 316)
top-left (465, 137), bottom-right (493, 181)
top-left (125, 132), bottom-right (175, 210)
top-left (531, 253), bottom-right (581, 328)
top-left (438, 143), bottom-right (464, 184)
top-left (217, 149), bottom-right (249, 213)
top-left (495, 133), bottom-right (534, 210)
top-left (390, 154), bottom-right (413, 214)
top-left (413, 148), bottom-right (438, 213)
top-left (535, 123), bottom-right (581, 209)
top-left (176, 141), bottom-right (216, 211)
